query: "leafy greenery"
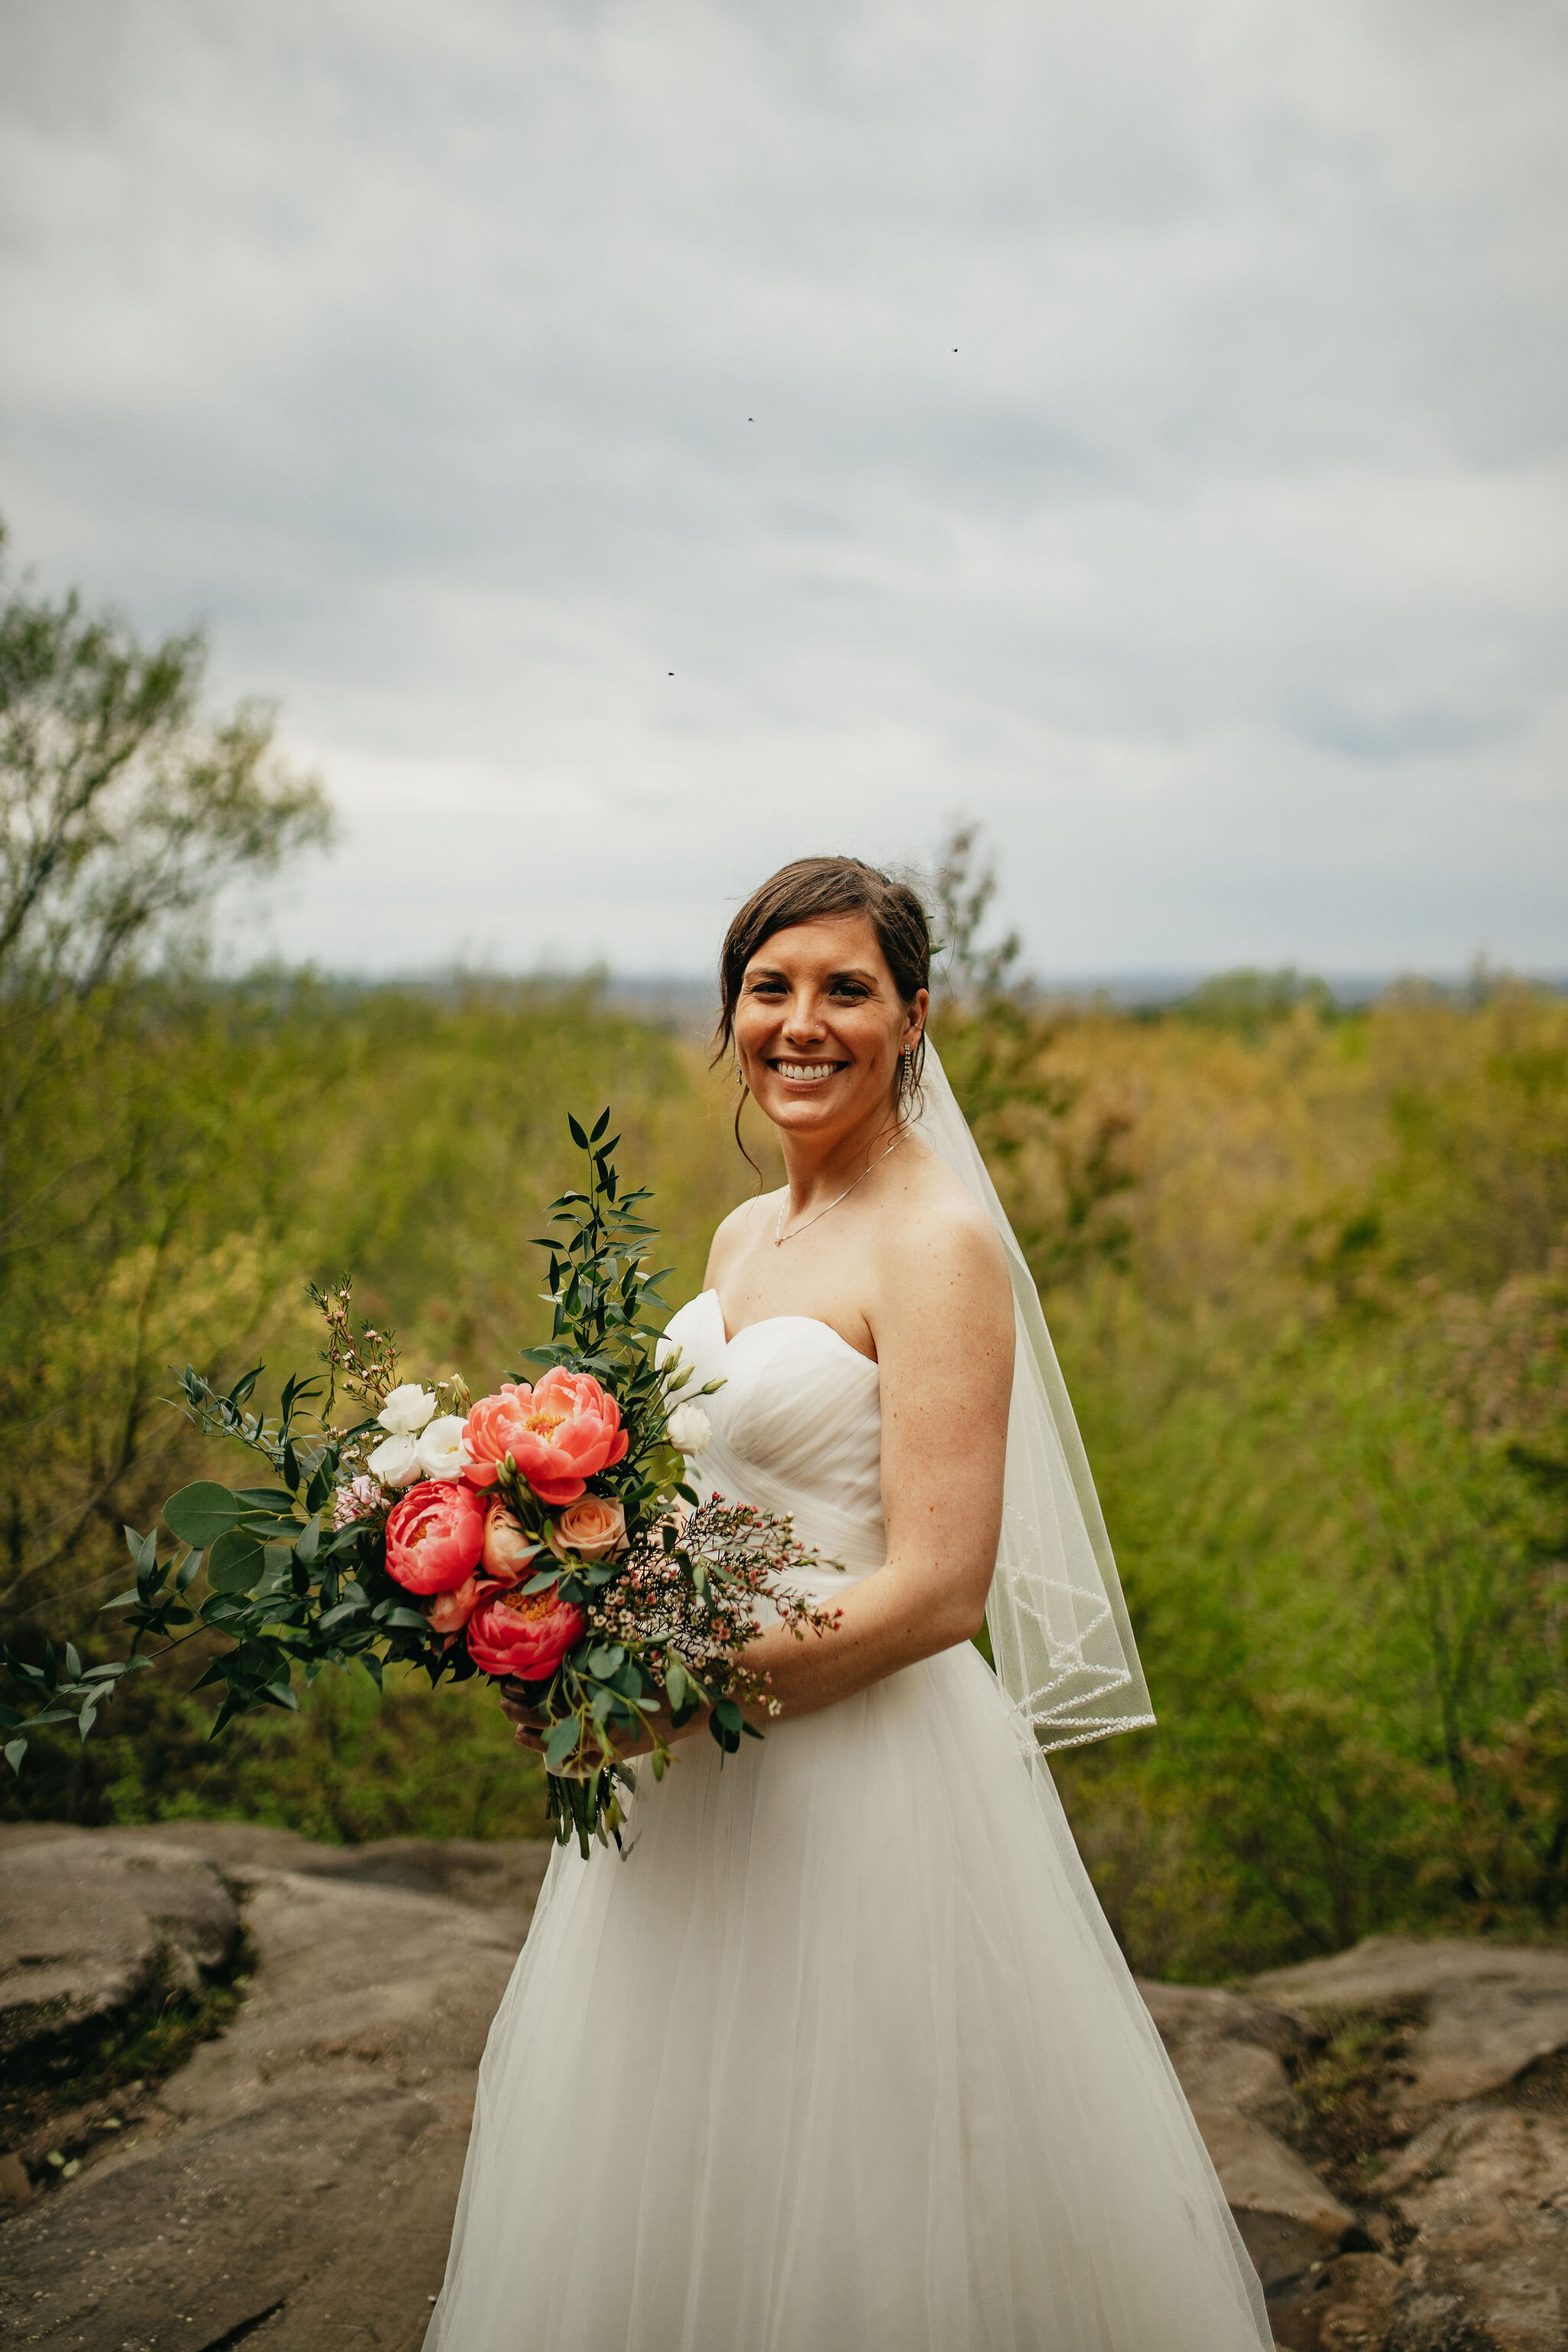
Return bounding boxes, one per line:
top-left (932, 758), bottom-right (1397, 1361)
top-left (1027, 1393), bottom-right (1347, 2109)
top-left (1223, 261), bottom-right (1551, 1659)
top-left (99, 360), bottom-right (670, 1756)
top-left (4, 958), bottom-right (1566, 1976)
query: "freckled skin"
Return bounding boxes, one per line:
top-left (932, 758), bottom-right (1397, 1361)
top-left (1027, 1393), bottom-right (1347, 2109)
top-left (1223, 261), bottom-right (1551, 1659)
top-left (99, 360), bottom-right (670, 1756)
top-left (505, 910), bottom-right (1014, 1755)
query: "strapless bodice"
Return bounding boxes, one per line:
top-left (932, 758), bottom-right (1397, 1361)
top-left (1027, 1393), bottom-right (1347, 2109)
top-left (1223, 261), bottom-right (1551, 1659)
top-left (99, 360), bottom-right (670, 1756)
top-left (661, 1289), bottom-right (886, 1578)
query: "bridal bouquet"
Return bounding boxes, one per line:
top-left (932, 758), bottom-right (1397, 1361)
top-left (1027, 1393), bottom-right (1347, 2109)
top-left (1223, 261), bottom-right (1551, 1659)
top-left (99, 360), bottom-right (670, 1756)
top-left (2, 1112), bottom-right (841, 1854)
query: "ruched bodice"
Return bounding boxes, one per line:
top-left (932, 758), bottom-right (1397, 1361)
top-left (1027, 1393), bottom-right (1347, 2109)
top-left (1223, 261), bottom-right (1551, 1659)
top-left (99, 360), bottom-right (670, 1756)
top-left (662, 1289), bottom-right (887, 1576)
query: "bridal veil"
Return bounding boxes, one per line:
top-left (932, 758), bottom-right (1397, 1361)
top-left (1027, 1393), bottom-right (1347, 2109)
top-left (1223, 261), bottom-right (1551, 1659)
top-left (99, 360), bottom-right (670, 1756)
top-left (913, 1040), bottom-right (1155, 1754)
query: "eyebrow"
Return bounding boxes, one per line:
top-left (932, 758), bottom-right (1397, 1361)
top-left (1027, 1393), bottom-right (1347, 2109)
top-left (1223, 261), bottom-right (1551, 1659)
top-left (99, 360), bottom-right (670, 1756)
top-left (745, 965), bottom-right (880, 985)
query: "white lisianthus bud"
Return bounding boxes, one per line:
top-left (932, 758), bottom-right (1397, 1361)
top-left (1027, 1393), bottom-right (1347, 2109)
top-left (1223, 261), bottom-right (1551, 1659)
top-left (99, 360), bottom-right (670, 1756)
top-left (367, 1430), bottom-right (425, 1486)
top-left (415, 1413), bottom-right (466, 1480)
top-left (378, 1383), bottom-right (439, 1436)
top-left (665, 1403), bottom-right (711, 1457)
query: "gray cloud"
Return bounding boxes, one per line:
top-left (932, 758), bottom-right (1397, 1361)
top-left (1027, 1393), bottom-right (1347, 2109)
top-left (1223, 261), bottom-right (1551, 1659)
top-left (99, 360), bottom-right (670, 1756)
top-left (2, 0), bottom-right (1564, 975)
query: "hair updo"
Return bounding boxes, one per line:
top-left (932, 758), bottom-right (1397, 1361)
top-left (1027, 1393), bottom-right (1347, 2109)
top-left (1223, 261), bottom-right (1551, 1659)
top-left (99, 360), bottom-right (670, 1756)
top-left (713, 856), bottom-right (933, 1132)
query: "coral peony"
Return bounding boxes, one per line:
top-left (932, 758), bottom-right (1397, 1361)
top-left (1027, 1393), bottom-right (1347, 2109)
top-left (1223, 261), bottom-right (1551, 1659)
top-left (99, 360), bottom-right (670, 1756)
top-left (481, 1506), bottom-right (539, 1586)
top-left (384, 1479), bottom-right (488, 1595)
top-left (460, 1368), bottom-right (628, 1506)
top-left (550, 1494), bottom-right (626, 1561)
top-left (466, 1585), bottom-right (586, 1681)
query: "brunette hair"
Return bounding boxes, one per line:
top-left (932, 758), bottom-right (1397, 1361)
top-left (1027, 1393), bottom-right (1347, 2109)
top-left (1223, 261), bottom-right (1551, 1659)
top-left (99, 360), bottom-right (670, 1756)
top-left (713, 857), bottom-right (932, 1162)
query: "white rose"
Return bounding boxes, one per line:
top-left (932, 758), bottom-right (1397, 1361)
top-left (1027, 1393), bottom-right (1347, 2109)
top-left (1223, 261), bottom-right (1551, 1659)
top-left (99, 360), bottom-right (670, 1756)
top-left (415, 1413), bottom-right (466, 1480)
top-left (366, 1429), bottom-right (425, 1486)
top-left (666, 1403), bottom-right (711, 1457)
top-left (378, 1383), bottom-right (438, 1436)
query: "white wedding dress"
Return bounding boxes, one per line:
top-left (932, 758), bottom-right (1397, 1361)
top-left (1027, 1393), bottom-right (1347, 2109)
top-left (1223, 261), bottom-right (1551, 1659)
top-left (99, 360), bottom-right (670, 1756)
top-left (425, 1287), bottom-right (1271, 2352)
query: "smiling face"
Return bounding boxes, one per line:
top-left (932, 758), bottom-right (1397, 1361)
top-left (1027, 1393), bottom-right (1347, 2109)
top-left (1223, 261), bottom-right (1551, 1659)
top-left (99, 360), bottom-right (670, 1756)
top-left (733, 912), bottom-right (927, 1144)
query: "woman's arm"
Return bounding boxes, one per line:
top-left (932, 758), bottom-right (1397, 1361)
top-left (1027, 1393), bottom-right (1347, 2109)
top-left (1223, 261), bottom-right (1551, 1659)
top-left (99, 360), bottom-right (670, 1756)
top-left (503, 1187), bottom-right (1014, 1753)
top-left (733, 1194), bottom-right (1013, 1717)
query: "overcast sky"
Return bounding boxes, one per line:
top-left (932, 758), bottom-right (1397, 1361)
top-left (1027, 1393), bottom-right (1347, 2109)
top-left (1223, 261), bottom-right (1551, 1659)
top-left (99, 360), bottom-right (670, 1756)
top-left (2, 0), bottom-right (1564, 978)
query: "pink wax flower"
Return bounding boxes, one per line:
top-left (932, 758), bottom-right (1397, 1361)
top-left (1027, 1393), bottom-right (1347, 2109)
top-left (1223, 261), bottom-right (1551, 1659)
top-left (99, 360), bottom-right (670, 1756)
top-left (331, 1474), bottom-right (385, 1530)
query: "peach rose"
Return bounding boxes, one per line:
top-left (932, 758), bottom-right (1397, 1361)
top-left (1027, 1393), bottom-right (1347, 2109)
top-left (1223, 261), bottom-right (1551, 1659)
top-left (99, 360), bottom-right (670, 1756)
top-left (466, 1585), bottom-right (586, 1681)
top-left (481, 1506), bottom-right (539, 1586)
top-left (549, 1495), bottom-right (626, 1561)
top-left (427, 1573), bottom-right (482, 1635)
top-left (459, 1369), bottom-right (628, 1506)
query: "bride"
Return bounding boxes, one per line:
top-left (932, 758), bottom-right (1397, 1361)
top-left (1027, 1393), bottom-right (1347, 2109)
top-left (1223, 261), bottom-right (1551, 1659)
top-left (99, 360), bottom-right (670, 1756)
top-left (425, 856), bottom-right (1271, 2351)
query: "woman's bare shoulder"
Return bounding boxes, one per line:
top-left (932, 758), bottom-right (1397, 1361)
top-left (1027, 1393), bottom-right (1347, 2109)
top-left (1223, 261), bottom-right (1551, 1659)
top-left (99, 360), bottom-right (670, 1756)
top-left (873, 1143), bottom-right (1011, 1331)
top-left (703, 1190), bottom-right (780, 1288)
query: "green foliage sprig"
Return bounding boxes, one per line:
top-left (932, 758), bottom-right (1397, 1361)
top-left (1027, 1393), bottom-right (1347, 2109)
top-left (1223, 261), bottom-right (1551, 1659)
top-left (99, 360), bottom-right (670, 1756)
top-left (1, 1111), bottom-right (786, 1869)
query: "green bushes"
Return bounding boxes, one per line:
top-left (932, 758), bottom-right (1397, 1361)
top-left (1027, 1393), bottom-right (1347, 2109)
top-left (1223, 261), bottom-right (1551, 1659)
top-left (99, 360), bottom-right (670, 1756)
top-left (4, 957), bottom-right (1566, 1981)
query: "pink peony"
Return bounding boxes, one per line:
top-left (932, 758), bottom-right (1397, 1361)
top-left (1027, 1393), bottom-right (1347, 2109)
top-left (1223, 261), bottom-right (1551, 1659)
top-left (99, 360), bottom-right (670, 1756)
top-left (460, 1369), bottom-right (629, 1506)
top-left (466, 1584), bottom-right (586, 1681)
top-left (481, 1506), bottom-right (539, 1587)
top-left (384, 1479), bottom-right (488, 1595)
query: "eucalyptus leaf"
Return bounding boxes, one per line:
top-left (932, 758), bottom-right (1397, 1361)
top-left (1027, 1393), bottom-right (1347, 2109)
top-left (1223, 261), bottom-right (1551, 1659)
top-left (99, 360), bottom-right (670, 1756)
top-left (165, 1482), bottom-right (243, 1549)
top-left (544, 1717), bottom-right (582, 1771)
top-left (207, 1527), bottom-right (266, 1593)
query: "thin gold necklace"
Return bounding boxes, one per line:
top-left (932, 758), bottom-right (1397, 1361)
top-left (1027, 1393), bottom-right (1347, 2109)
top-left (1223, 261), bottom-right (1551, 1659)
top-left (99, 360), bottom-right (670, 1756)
top-left (774, 1127), bottom-right (909, 1247)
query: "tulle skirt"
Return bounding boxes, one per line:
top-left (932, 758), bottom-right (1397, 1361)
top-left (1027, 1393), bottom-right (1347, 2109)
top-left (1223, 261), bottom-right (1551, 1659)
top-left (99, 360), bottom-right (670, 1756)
top-left (425, 1642), bottom-right (1270, 2351)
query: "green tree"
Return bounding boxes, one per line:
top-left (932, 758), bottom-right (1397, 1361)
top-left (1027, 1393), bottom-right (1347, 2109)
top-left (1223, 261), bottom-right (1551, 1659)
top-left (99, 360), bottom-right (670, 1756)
top-left (0, 521), bottom-right (330, 990)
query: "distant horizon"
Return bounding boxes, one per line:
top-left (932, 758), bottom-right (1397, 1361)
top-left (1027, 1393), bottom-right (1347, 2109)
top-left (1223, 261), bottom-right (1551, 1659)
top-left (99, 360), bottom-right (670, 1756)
top-left (213, 958), bottom-right (1568, 1010)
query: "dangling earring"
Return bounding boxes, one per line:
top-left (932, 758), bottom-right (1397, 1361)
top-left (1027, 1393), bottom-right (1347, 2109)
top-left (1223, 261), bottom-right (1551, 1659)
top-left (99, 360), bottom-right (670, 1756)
top-left (901, 1041), bottom-right (913, 1099)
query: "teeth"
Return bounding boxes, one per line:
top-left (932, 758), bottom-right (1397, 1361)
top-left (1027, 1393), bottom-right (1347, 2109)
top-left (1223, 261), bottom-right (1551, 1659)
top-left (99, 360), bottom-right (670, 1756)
top-left (776, 1062), bottom-right (835, 1083)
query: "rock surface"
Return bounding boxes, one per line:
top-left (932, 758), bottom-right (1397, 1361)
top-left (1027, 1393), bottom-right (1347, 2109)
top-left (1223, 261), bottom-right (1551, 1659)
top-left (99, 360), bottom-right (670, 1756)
top-left (1254, 1936), bottom-right (1568, 2133)
top-left (1138, 1976), bottom-right (1358, 2292)
top-left (0, 1835), bottom-right (241, 2059)
top-left (2, 1826), bottom-right (1566, 2352)
top-left (0, 1823), bottom-right (546, 2352)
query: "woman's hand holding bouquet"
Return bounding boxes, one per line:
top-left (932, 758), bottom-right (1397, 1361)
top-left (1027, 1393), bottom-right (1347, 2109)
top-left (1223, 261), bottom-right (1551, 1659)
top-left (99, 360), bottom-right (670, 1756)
top-left (1, 1112), bottom-right (841, 1856)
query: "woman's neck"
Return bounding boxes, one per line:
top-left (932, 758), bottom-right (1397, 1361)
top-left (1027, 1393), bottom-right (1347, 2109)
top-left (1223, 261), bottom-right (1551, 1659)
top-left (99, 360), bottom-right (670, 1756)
top-left (776, 1102), bottom-right (905, 1212)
